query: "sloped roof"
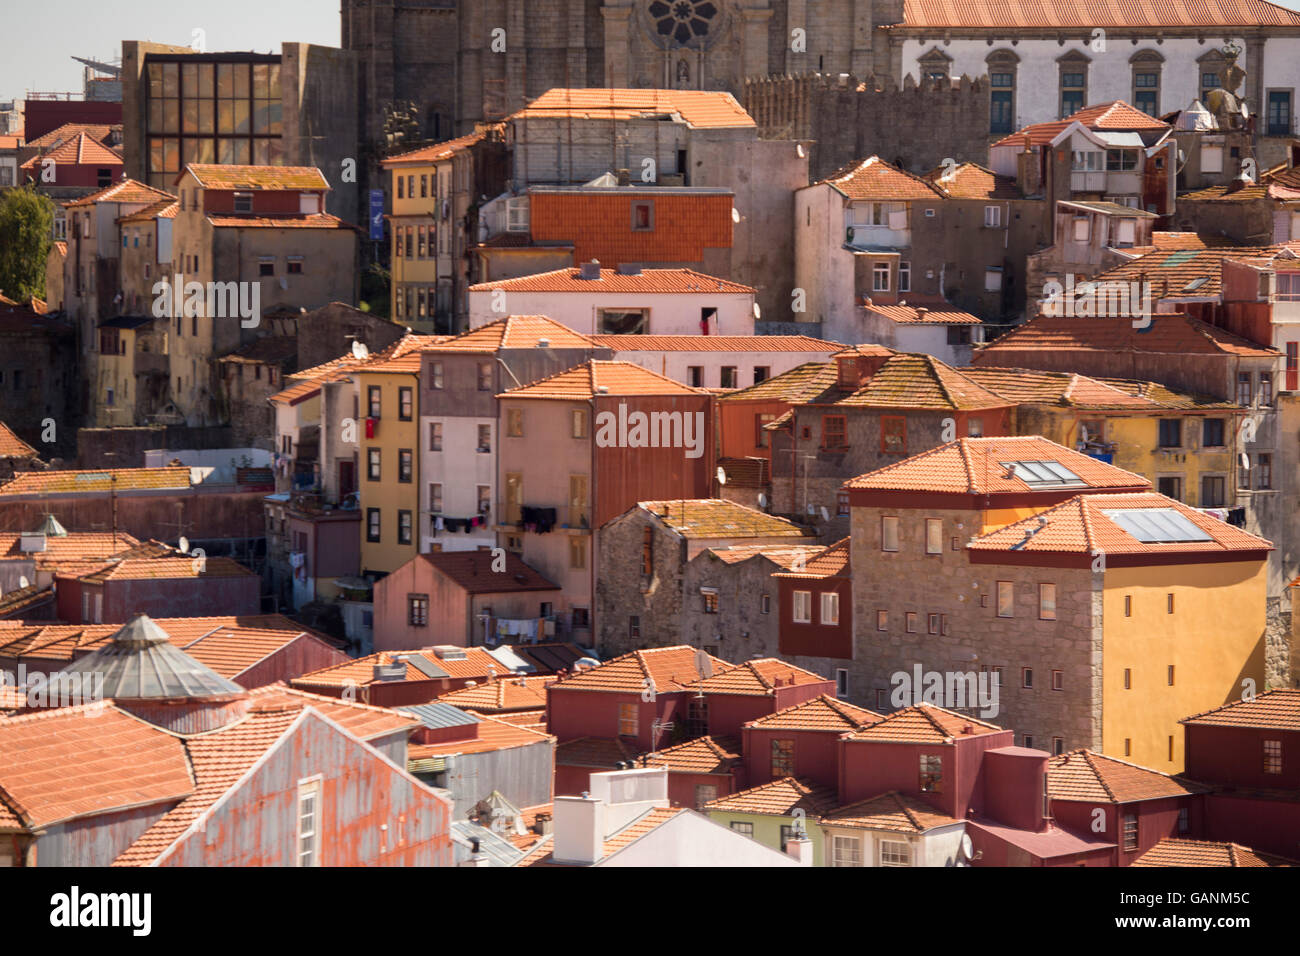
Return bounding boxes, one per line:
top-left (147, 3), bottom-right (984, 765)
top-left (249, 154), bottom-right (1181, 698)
top-left (843, 436), bottom-right (1151, 494)
top-left (183, 164), bottom-right (328, 190)
top-left (206, 213), bottom-right (351, 230)
top-left (639, 499), bottom-right (809, 539)
top-left (772, 536), bottom-right (851, 579)
top-left (0, 467), bottom-right (192, 496)
top-left (896, 0), bottom-right (1300, 28)
top-left (0, 422), bottom-right (37, 458)
top-left (690, 659), bottom-right (830, 697)
top-left (498, 360), bottom-right (703, 399)
top-left (969, 492), bottom-right (1271, 557)
top-left (554, 736), bottom-right (640, 767)
top-left (117, 198), bottom-right (180, 223)
top-left (380, 128), bottom-right (491, 166)
top-left (705, 776), bottom-right (839, 816)
top-left (516, 805), bottom-right (688, 866)
top-left (1085, 246), bottom-right (1294, 302)
top-left (64, 179), bottom-right (172, 209)
top-left (1132, 838), bottom-right (1296, 867)
top-left (415, 550), bottom-right (559, 594)
top-left (976, 314), bottom-right (1276, 357)
top-left (827, 353), bottom-right (1011, 410)
top-left (702, 544), bottom-right (826, 570)
top-left (960, 367), bottom-right (1239, 411)
top-left (24, 123), bottom-right (117, 149)
top-left (991, 100), bottom-right (1170, 149)
top-left (590, 334), bottom-right (841, 352)
top-left (866, 303), bottom-right (983, 325)
top-left (249, 684), bottom-right (419, 740)
top-left (924, 162), bottom-right (1023, 199)
top-left (844, 703), bottom-right (1004, 743)
top-left (436, 676), bottom-right (555, 712)
top-left (746, 694), bottom-right (883, 732)
top-left (815, 156), bottom-right (945, 200)
top-left (1181, 689), bottom-right (1300, 731)
top-left (21, 131), bottom-right (121, 170)
top-left (821, 790), bottom-right (959, 833)
top-left (470, 266), bottom-right (754, 294)
top-left (551, 645), bottom-right (731, 695)
top-left (291, 646), bottom-right (506, 689)
top-left (408, 713), bottom-right (553, 758)
top-left (76, 555), bottom-right (256, 582)
top-left (1049, 749), bottom-right (1209, 803)
top-left (510, 88), bottom-right (754, 129)
top-left (643, 735), bottom-right (742, 774)
top-left (717, 362), bottom-right (841, 403)
top-left (432, 315), bottom-right (597, 353)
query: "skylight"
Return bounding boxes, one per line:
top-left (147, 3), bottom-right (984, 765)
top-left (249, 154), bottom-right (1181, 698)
top-left (1101, 508), bottom-right (1213, 543)
top-left (1003, 460), bottom-right (1085, 488)
top-left (1182, 276), bottom-right (1210, 292)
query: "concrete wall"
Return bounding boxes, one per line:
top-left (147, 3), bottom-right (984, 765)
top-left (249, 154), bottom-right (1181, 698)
top-left (468, 288), bottom-right (755, 335)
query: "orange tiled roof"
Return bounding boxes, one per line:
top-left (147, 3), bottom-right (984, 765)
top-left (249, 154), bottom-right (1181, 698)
top-left (639, 499), bottom-right (809, 539)
top-left (746, 694), bottom-right (883, 732)
top-left (1049, 749), bottom-right (1208, 803)
top-left (717, 362), bottom-right (841, 403)
top-left (773, 536), bottom-right (851, 579)
top-left (690, 659), bottom-right (831, 697)
top-left (380, 128), bottom-right (490, 166)
top-left (552, 645), bottom-right (731, 695)
top-left (477, 708), bottom-right (547, 732)
top-left (75, 555), bottom-right (256, 582)
top-left (63, 179), bottom-right (172, 209)
top-left (21, 131), bottom-right (121, 170)
top-left (896, 0), bottom-right (1300, 28)
top-left (413, 550), bottom-right (558, 594)
top-left (1084, 246), bottom-right (1295, 302)
top-left (822, 790), bottom-right (959, 832)
top-left (0, 703), bottom-right (193, 830)
top-left (0, 529), bottom-right (141, 566)
top-left (511, 88), bottom-right (754, 129)
top-left (704, 776), bottom-right (839, 816)
top-left (0, 584), bottom-right (54, 617)
top-left (991, 100), bottom-right (1170, 149)
top-left (845, 703), bottom-right (1004, 743)
top-left (1150, 232), bottom-right (1234, 251)
top-left (517, 805), bottom-right (687, 866)
top-left (830, 353), bottom-right (1012, 410)
top-left (432, 315), bottom-right (596, 353)
top-left (498, 359), bottom-right (703, 399)
top-left (816, 156), bottom-right (945, 200)
top-left (924, 162), bottom-right (1023, 199)
top-left (174, 627), bottom-right (331, 680)
top-left (24, 123), bottom-right (117, 149)
top-left (291, 646), bottom-right (507, 688)
top-left (117, 198), bottom-right (179, 223)
top-left (843, 436), bottom-right (1151, 494)
top-left (554, 736), bottom-right (641, 767)
top-left (248, 683), bottom-right (418, 740)
top-left (0, 422), bottom-right (37, 458)
top-left (470, 266), bottom-right (753, 294)
top-left (961, 367), bottom-right (1239, 411)
top-left (0, 467), bottom-right (192, 496)
top-left (206, 213), bottom-right (351, 229)
top-left (183, 164), bottom-right (329, 191)
top-left (968, 492), bottom-right (1271, 556)
top-left (1181, 689), bottom-right (1300, 731)
top-left (1131, 838), bottom-right (1297, 867)
top-left (114, 702), bottom-right (304, 865)
top-left (530, 190), bottom-right (735, 264)
top-left (866, 303), bottom-right (983, 325)
top-left (408, 713), bottom-right (553, 757)
top-left (980, 313), bottom-right (1276, 356)
top-left (644, 734), bottom-right (742, 774)
top-left (436, 676), bottom-right (555, 712)
top-left (590, 334), bottom-right (842, 352)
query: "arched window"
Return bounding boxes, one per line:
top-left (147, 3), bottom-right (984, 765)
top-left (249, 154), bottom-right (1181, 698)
top-left (1057, 50), bottom-right (1091, 118)
top-left (1130, 50), bottom-right (1164, 117)
top-left (987, 50), bottom-right (1019, 134)
top-left (1197, 48), bottom-right (1227, 105)
top-left (918, 47), bottom-right (952, 83)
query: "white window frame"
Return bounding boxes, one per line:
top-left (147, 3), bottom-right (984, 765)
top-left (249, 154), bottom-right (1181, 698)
top-left (831, 834), bottom-right (863, 867)
top-left (881, 515), bottom-right (900, 552)
top-left (983, 205), bottom-right (1002, 228)
top-left (996, 581), bottom-right (1014, 618)
top-left (821, 591), bottom-right (839, 626)
top-left (297, 775), bottom-right (322, 867)
top-left (879, 840), bottom-right (912, 866)
top-left (872, 261), bottom-right (890, 292)
top-left (793, 590), bottom-right (812, 624)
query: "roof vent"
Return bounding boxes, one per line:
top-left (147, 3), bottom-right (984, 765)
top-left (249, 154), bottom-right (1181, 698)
top-left (596, 385), bottom-right (610, 394)
top-left (578, 259), bottom-right (601, 280)
top-left (431, 645), bottom-right (468, 661)
top-left (537, 338), bottom-right (550, 348)
top-left (915, 307), bottom-right (928, 319)
top-left (373, 661), bottom-right (407, 682)
top-left (616, 263), bottom-right (642, 276)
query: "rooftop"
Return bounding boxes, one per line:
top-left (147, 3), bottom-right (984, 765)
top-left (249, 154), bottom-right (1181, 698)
top-left (1181, 689), bottom-right (1300, 731)
top-left (814, 155), bottom-right (945, 201)
top-left (977, 314), bottom-right (1276, 356)
top-left (821, 790), bottom-right (959, 833)
top-left (896, 0), bottom-right (1300, 28)
top-left (923, 162), bottom-right (1023, 200)
top-left (63, 178), bottom-right (172, 209)
top-left (551, 645), bottom-right (730, 695)
top-left (509, 88), bottom-right (754, 129)
top-left (0, 467), bottom-right (192, 496)
top-left (407, 713), bottom-right (553, 758)
top-left (1049, 749), bottom-right (1209, 803)
top-left (430, 315), bottom-right (597, 353)
top-left (991, 100), bottom-right (1169, 149)
top-left (380, 128), bottom-right (493, 167)
top-left (705, 776), bottom-right (839, 816)
top-left (643, 735), bottom-right (742, 774)
top-left (960, 367), bottom-right (1239, 411)
top-left (589, 334), bottom-right (842, 352)
top-left (772, 536), bottom-right (851, 579)
top-left (292, 646), bottom-right (509, 689)
top-left (864, 302), bottom-right (983, 325)
top-left (745, 694), bottom-right (883, 732)
top-left (21, 131), bottom-right (121, 170)
top-left (182, 164), bottom-right (329, 191)
top-left (469, 266), bottom-right (754, 295)
top-left (498, 359), bottom-right (703, 400)
top-left (1131, 837), bottom-right (1297, 867)
top-left (844, 703), bottom-right (1005, 743)
top-left (0, 422), bottom-right (38, 459)
top-left (689, 658), bottom-right (831, 697)
top-left (638, 499), bottom-right (810, 539)
top-left (436, 676), bottom-right (555, 712)
top-left (413, 550), bottom-right (559, 594)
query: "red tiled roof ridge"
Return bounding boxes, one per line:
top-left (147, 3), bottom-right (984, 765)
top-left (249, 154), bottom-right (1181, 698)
top-left (1180, 687), bottom-right (1300, 726)
top-left (248, 682), bottom-right (419, 721)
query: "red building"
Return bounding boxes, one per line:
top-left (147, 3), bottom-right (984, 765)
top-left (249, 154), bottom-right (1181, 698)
top-left (775, 537), bottom-right (852, 660)
top-left (644, 735), bottom-right (744, 809)
top-left (290, 645), bottom-right (515, 706)
top-left (742, 694), bottom-right (882, 789)
top-left (55, 556), bottom-right (261, 623)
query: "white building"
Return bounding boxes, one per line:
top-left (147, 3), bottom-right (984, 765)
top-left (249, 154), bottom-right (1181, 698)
top-left (467, 264), bottom-right (756, 336)
top-left (588, 333), bottom-right (844, 390)
top-left (859, 303), bottom-right (986, 366)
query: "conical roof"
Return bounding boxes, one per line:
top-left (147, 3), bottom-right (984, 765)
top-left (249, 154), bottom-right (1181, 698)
top-left (36, 514), bottom-right (69, 536)
top-left (59, 613), bottom-right (245, 699)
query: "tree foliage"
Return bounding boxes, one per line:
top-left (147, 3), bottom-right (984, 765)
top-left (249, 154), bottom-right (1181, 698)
top-left (0, 185), bottom-right (55, 302)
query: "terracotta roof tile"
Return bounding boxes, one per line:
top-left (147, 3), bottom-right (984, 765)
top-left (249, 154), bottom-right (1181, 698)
top-left (248, 684), bottom-right (418, 740)
top-left (0, 703), bottom-right (192, 830)
top-left (0, 422), bottom-right (37, 458)
top-left (117, 198), bottom-right (180, 223)
top-left (961, 367), bottom-right (1239, 411)
top-left (183, 164), bottom-right (329, 191)
top-left (517, 806), bottom-right (687, 866)
top-left (1181, 689), bottom-right (1300, 731)
top-left (705, 776), bottom-right (839, 816)
top-left (75, 556), bottom-right (256, 582)
top-left (991, 100), bottom-right (1170, 149)
top-left (380, 129), bottom-right (492, 166)
top-left (923, 162), bottom-right (1023, 199)
top-left (431, 315), bottom-right (597, 353)
top-left (845, 703), bottom-right (1004, 743)
top-left (407, 713), bottom-right (553, 758)
top-left (897, 0), bottom-right (1300, 28)
top-left (64, 179), bottom-right (172, 209)
top-left (551, 645), bottom-right (731, 695)
top-left (510, 88), bottom-right (754, 129)
top-left (978, 314), bottom-right (1276, 356)
top-left (815, 156), bottom-right (946, 200)
top-left (24, 123), bottom-right (117, 149)
top-left (773, 536), bottom-right (851, 579)
top-left (498, 359), bottom-right (703, 399)
top-left (703, 544), bottom-right (826, 569)
top-left (22, 132), bottom-right (121, 171)
top-left (0, 467), bottom-right (192, 496)
top-left (1132, 837), bottom-right (1297, 867)
top-left (0, 584), bottom-right (54, 617)
top-left (554, 736), bottom-right (640, 767)
top-left (590, 334), bottom-right (842, 352)
top-left (821, 790), bottom-right (959, 832)
top-left (828, 353), bottom-right (1012, 410)
top-left (1180, 182), bottom-right (1269, 201)
top-left (480, 708), bottom-right (547, 730)
top-left (1150, 232), bottom-right (1235, 250)
top-left (865, 303), bottom-right (983, 325)
top-left (968, 492), bottom-right (1271, 556)
top-left (718, 362), bottom-right (842, 403)
top-left (470, 266), bottom-right (753, 294)
top-left (644, 734), bottom-right (742, 774)
top-left (413, 550), bottom-right (559, 593)
top-left (205, 213), bottom-right (351, 230)
top-left (1049, 749), bottom-right (1209, 803)
top-left (436, 676), bottom-right (555, 712)
top-left (639, 499), bottom-right (810, 539)
top-left (291, 646), bottom-right (507, 689)
top-left (746, 694), bottom-right (883, 732)
top-left (690, 659), bottom-right (831, 697)
top-left (844, 436), bottom-right (1151, 494)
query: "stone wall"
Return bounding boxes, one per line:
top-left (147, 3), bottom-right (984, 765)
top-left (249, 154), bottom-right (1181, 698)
top-left (595, 508), bottom-right (688, 657)
top-left (743, 72), bottom-right (993, 179)
top-left (683, 550), bottom-right (784, 663)
top-left (76, 424), bottom-right (234, 469)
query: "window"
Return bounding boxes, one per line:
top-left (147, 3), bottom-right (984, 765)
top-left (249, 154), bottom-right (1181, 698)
top-left (1124, 668), bottom-right (1132, 690)
top-left (367, 448), bottom-right (381, 480)
top-left (925, 518), bottom-right (942, 555)
top-left (477, 424), bottom-right (491, 453)
top-left (366, 508), bottom-right (381, 542)
top-left (1201, 475), bottom-right (1226, 508)
top-left (1267, 90), bottom-right (1293, 137)
top-left (572, 409), bottom-right (588, 438)
top-left (631, 201), bottom-right (653, 231)
top-left (990, 68), bottom-right (1015, 134)
top-left (297, 778), bottom-right (321, 866)
top-left (729, 821), bottom-right (754, 837)
top-left (1124, 738), bottom-right (1132, 756)
top-left (997, 581), bottom-right (1013, 617)
top-left (568, 474), bottom-right (588, 528)
top-left (1023, 735), bottom-right (1034, 749)
top-left (259, 259), bottom-right (274, 277)
top-left (876, 609), bottom-right (888, 631)
top-left (476, 485), bottom-right (491, 516)
top-left (1039, 583), bottom-right (1057, 620)
top-left (1124, 595), bottom-right (1132, 616)
top-left (822, 414), bottom-right (847, 449)
top-left (1157, 476), bottom-right (1182, 500)
top-left (599, 308), bottom-right (649, 335)
top-left (398, 510), bottom-right (413, 544)
top-left (1264, 739), bottom-right (1282, 774)
top-left (398, 387), bottom-right (413, 420)
top-left (629, 616), bottom-right (641, 640)
top-left (398, 449), bottom-right (413, 483)
top-left (367, 385), bottom-right (382, 419)
top-left (1133, 67), bottom-right (1160, 116)
top-left (618, 703), bottom-right (638, 737)
top-left (430, 362), bottom-right (444, 389)
top-left (1106, 149), bottom-right (1138, 171)
top-left (1201, 142), bottom-right (1223, 174)
top-left (1122, 814), bottom-right (1138, 852)
top-left (405, 227), bottom-right (414, 258)
top-left (720, 366), bottom-right (737, 388)
top-left (793, 590), bottom-right (812, 624)
top-left (1178, 807), bottom-right (1189, 833)
top-left (233, 191), bottom-right (252, 213)
top-left (641, 526), bottom-right (654, 575)
top-left (569, 538), bottom-right (586, 570)
top-left (688, 366), bottom-right (703, 387)
top-left (947, 325), bottom-right (972, 346)
top-left (919, 754), bottom-right (943, 792)
top-left (1168, 665), bottom-right (1175, 686)
top-left (905, 611), bottom-right (918, 633)
top-left (831, 835), bottom-right (862, 867)
top-left (1257, 453), bottom-right (1273, 490)
top-left (821, 591), bottom-right (839, 626)
top-left (1237, 372), bottom-right (1253, 407)
top-left (872, 261), bottom-right (890, 292)
top-left (881, 416), bottom-right (906, 455)
top-left (1157, 418), bottom-right (1181, 448)
top-left (881, 516), bottom-right (899, 552)
top-left (408, 594), bottom-right (429, 626)
top-left (429, 422), bottom-right (442, 451)
top-left (504, 473), bottom-right (522, 523)
top-left (879, 841), bottom-right (911, 867)
top-left (1202, 418), bottom-right (1225, 448)
top-left (1060, 65), bottom-right (1087, 117)
top-left (420, 174), bottom-right (428, 198)
top-left (835, 669), bottom-right (848, 698)
top-left (1051, 669), bottom-right (1063, 691)
top-left (927, 612), bottom-right (939, 635)
top-left (1022, 667), bottom-right (1033, 689)
top-left (702, 589), bottom-right (719, 614)
top-left (898, 261), bottom-right (911, 292)
top-left (761, 593), bottom-right (771, 614)
top-left (1052, 737), bottom-right (1065, 756)
top-left (506, 407), bottom-right (523, 438)
top-left (984, 205), bottom-right (1002, 228)
top-left (771, 739), bottom-right (795, 778)
top-left (429, 483), bottom-right (443, 513)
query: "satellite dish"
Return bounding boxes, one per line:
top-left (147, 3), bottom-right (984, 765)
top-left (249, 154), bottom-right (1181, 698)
top-left (18, 575), bottom-right (29, 588)
top-left (178, 535), bottom-right (190, 554)
top-left (819, 506), bottom-right (829, 521)
top-left (731, 207), bottom-right (741, 224)
top-left (796, 143), bottom-right (806, 158)
top-left (757, 493), bottom-right (767, 508)
top-left (753, 302), bottom-right (761, 319)
top-left (694, 648), bottom-right (714, 680)
top-left (1079, 425), bottom-right (1089, 443)
top-left (716, 466), bottom-right (727, 485)
top-left (351, 340), bottom-right (370, 360)
top-left (960, 833), bottom-right (974, 859)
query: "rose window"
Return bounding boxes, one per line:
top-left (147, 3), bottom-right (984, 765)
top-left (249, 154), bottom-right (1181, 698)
top-left (649, 0), bottom-right (718, 46)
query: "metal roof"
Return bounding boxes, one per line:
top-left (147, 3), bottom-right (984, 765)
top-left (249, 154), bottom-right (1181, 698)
top-left (398, 701), bottom-right (482, 730)
top-left (450, 820), bottom-right (526, 867)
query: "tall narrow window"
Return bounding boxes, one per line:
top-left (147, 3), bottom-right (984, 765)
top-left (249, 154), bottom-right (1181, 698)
top-left (1058, 54), bottom-right (1088, 117)
top-left (997, 581), bottom-right (1014, 618)
top-left (297, 778), bottom-right (321, 867)
top-left (989, 54), bottom-right (1017, 134)
top-left (925, 518), bottom-right (942, 555)
top-left (820, 591), bottom-right (839, 626)
top-left (793, 591), bottom-right (812, 624)
top-left (881, 516), bottom-right (900, 552)
top-left (1039, 583), bottom-right (1057, 620)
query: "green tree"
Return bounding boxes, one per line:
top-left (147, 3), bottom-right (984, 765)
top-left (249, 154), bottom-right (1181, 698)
top-left (0, 185), bottom-right (55, 302)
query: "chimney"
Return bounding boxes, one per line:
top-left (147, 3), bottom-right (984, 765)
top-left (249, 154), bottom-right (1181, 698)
top-left (551, 795), bottom-right (605, 865)
top-left (915, 306), bottom-right (928, 320)
top-left (785, 832), bottom-right (815, 866)
top-left (616, 262), bottom-right (642, 276)
top-left (616, 168), bottom-right (631, 186)
top-left (579, 259), bottom-right (602, 280)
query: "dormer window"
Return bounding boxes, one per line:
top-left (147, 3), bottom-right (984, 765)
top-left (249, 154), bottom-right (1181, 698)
top-left (234, 192), bottom-right (253, 213)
